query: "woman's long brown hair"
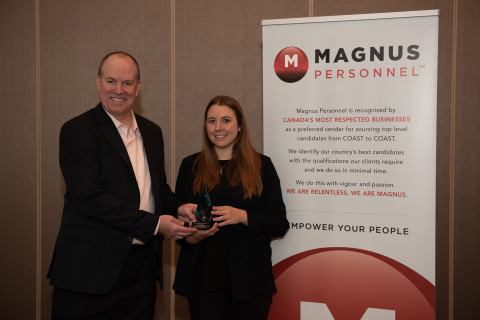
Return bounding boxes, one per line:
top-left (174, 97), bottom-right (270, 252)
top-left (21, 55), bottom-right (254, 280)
top-left (192, 96), bottom-right (262, 199)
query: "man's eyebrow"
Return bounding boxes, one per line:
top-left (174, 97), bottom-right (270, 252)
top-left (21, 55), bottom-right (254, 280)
top-left (104, 77), bottom-right (135, 82)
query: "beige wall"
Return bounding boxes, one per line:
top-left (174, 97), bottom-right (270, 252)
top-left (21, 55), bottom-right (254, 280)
top-left (0, 0), bottom-right (478, 319)
top-left (453, 0), bottom-right (480, 318)
top-left (0, 1), bottom-right (38, 319)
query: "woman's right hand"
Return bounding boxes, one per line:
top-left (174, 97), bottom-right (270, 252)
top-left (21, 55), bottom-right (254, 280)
top-left (184, 222), bottom-right (220, 244)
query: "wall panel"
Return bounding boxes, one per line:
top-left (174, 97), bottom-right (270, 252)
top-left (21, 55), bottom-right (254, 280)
top-left (174, 0), bottom-right (310, 164)
top-left (39, 0), bottom-right (173, 319)
top-left (453, 0), bottom-right (480, 318)
top-left (0, 1), bottom-right (38, 319)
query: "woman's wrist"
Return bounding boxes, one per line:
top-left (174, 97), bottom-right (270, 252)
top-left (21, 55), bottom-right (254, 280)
top-left (241, 210), bottom-right (248, 226)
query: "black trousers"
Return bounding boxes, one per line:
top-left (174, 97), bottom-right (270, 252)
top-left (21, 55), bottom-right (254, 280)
top-left (188, 288), bottom-right (272, 320)
top-left (51, 244), bottom-right (157, 320)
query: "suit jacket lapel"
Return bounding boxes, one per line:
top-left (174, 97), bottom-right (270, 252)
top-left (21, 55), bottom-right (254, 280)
top-left (136, 116), bottom-right (161, 208)
top-left (94, 103), bottom-right (135, 174)
top-left (137, 117), bottom-right (158, 179)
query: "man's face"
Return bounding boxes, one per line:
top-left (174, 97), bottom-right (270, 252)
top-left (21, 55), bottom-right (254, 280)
top-left (96, 54), bottom-right (141, 122)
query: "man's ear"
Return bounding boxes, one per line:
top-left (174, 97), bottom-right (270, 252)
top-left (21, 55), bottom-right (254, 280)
top-left (135, 80), bottom-right (142, 96)
top-left (96, 76), bottom-right (101, 92)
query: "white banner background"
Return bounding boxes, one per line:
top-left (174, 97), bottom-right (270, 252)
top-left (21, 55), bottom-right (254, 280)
top-left (263, 11), bottom-right (438, 319)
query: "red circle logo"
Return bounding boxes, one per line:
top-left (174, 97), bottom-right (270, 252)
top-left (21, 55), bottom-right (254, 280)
top-left (274, 47), bottom-right (309, 83)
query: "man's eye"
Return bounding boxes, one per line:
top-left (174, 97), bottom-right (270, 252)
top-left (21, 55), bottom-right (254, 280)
top-left (125, 82), bottom-right (132, 86)
top-left (107, 80), bottom-right (114, 84)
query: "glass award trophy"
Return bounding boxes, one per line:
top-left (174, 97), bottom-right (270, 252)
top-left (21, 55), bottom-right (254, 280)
top-left (192, 182), bottom-right (213, 229)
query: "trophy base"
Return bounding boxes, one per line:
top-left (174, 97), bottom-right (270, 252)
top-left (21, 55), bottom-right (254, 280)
top-left (192, 221), bottom-right (210, 230)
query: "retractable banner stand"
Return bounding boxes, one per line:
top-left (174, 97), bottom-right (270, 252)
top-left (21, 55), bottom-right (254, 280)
top-left (262, 11), bottom-right (438, 320)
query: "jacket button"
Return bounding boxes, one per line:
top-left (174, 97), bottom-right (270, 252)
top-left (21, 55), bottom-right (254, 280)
top-left (127, 235), bottom-right (133, 242)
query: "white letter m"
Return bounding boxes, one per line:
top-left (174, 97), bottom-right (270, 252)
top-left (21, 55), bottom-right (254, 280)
top-left (285, 54), bottom-right (298, 67)
top-left (300, 302), bottom-right (395, 320)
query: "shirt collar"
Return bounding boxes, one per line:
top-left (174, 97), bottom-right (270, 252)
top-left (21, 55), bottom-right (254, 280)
top-left (103, 108), bottom-right (139, 132)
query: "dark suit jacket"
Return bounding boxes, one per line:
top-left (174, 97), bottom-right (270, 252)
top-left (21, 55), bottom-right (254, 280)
top-left (173, 153), bottom-right (289, 303)
top-left (47, 103), bottom-right (182, 295)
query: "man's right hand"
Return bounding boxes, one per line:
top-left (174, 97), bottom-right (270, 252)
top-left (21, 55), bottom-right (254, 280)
top-left (157, 215), bottom-right (197, 240)
top-left (177, 203), bottom-right (197, 223)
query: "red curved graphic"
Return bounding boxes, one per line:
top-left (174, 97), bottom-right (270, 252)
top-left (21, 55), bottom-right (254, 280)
top-left (270, 247), bottom-right (435, 320)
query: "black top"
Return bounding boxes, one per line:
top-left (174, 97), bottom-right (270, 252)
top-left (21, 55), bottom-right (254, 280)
top-left (173, 152), bottom-right (289, 303)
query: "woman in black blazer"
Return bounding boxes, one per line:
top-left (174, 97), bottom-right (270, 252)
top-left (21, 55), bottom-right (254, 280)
top-left (173, 95), bottom-right (289, 320)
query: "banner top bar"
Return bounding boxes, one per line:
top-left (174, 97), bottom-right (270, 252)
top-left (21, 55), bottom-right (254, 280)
top-left (261, 9), bottom-right (439, 26)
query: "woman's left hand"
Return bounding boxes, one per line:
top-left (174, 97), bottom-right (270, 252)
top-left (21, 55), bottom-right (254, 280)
top-left (211, 206), bottom-right (248, 227)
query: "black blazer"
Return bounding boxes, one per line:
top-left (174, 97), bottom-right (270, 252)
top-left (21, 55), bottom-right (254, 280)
top-left (173, 153), bottom-right (289, 303)
top-left (47, 103), bottom-right (182, 295)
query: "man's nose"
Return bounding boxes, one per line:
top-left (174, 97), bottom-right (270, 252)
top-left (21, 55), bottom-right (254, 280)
top-left (114, 83), bottom-right (124, 94)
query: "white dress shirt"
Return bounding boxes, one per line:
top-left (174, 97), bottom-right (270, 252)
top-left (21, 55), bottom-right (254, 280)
top-left (105, 109), bottom-right (159, 244)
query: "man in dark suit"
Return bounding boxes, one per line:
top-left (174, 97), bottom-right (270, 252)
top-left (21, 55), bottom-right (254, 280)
top-left (47, 51), bottom-right (197, 320)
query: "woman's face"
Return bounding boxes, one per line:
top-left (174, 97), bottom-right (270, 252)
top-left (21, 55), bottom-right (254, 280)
top-left (206, 104), bottom-right (241, 159)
